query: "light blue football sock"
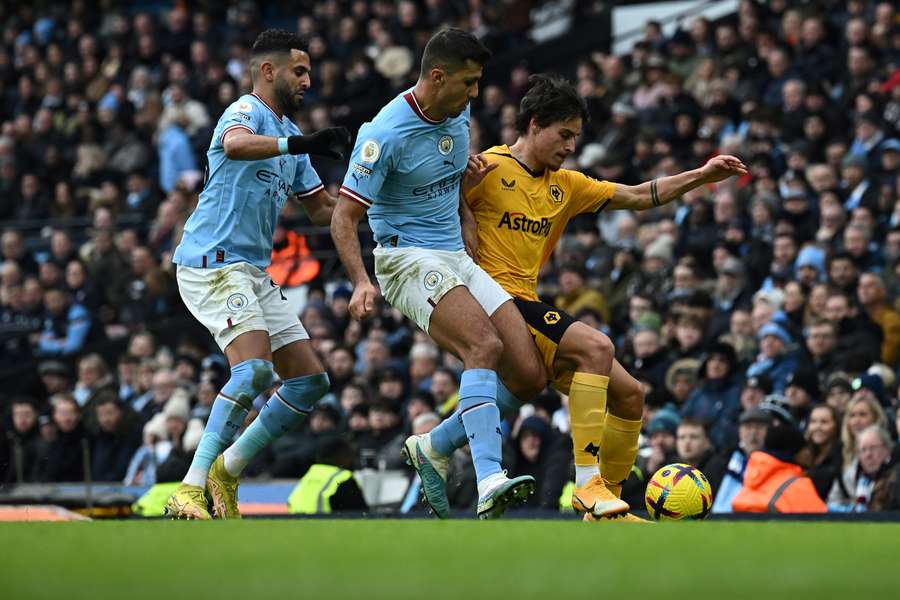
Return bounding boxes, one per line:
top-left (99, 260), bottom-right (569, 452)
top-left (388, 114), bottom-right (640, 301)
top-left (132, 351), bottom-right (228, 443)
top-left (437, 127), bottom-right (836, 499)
top-left (223, 372), bottom-right (329, 476)
top-left (183, 358), bottom-right (274, 486)
top-left (458, 369), bottom-right (503, 483)
top-left (430, 378), bottom-right (523, 455)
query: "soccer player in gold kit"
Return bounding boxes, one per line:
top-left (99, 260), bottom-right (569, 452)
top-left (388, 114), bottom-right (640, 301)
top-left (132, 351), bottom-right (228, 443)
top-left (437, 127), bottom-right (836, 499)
top-left (461, 74), bottom-right (747, 520)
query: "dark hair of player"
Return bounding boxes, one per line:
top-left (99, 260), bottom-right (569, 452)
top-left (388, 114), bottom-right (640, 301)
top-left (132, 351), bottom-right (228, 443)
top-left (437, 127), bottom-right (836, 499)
top-left (251, 29), bottom-right (308, 57)
top-left (515, 74), bottom-right (589, 134)
top-left (420, 28), bottom-right (491, 76)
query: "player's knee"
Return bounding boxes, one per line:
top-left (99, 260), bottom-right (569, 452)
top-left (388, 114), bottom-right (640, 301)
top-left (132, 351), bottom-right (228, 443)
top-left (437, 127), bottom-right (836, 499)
top-left (278, 372), bottom-right (331, 412)
top-left (576, 333), bottom-right (615, 371)
top-left (467, 330), bottom-right (504, 367)
top-left (228, 358), bottom-right (275, 409)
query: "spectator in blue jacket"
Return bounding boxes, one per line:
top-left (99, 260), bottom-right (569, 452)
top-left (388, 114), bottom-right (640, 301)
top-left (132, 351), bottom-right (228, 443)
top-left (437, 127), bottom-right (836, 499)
top-left (680, 341), bottom-right (743, 449)
top-left (34, 287), bottom-right (92, 357)
top-left (746, 321), bottom-right (799, 393)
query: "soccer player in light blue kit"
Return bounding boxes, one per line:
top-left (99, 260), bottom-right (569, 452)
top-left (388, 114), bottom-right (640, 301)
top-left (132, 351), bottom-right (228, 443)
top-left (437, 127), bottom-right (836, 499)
top-left (332, 28), bottom-right (545, 519)
top-left (165, 30), bottom-right (350, 519)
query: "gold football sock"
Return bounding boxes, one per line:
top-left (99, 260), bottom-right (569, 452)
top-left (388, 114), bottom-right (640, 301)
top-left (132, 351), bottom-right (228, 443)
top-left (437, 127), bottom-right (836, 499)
top-left (569, 372), bottom-right (609, 470)
top-left (600, 412), bottom-right (642, 497)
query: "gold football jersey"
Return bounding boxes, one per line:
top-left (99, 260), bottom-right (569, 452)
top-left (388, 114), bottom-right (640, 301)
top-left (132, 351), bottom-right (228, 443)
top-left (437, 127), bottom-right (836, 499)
top-left (465, 145), bottom-right (616, 300)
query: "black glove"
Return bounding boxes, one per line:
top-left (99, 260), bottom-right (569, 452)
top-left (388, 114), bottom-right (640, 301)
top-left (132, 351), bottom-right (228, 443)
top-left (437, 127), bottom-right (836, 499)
top-left (287, 127), bottom-right (351, 160)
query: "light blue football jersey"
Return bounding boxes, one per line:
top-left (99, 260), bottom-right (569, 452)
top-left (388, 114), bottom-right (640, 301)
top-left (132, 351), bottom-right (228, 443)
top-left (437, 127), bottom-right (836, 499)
top-left (173, 93), bottom-right (323, 269)
top-left (339, 89), bottom-right (470, 251)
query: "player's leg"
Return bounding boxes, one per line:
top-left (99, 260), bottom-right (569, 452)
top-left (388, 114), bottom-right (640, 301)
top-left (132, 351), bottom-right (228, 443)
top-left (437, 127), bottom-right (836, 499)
top-left (427, 288), bottom-right (534, 518)
top-left (378, 248), bottom-right (532, 517)
top-left (600, 359), bottom-right (644, 497)
top-left (554, 321), bottom-right (629, 517)
top-left (491, 300), bottom-right (547, 414)
top-left (209, 274), bottom-right (328, 518)
top-left (167, 265), bottom-right (276, 519)
top-left (426, 300), bottom-right (545, 457)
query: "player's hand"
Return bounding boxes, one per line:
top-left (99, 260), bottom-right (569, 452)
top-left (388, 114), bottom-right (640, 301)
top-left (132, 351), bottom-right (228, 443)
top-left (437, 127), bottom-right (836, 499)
top-left (462, 154), bottom-right (498, 195)
top-left (700, 154), bottom-right (748, 183)
top-left (287, 127), bottom-right (352, 160)
top-left (349, 280), bottom-right (380, 321)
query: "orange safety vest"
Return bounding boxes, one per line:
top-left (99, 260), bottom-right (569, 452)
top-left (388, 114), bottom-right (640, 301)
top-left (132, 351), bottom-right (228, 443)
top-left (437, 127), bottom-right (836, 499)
top-left (732, 451), bottom-right (827, 513)
top-left (267, 230), bottom-right (320, 288)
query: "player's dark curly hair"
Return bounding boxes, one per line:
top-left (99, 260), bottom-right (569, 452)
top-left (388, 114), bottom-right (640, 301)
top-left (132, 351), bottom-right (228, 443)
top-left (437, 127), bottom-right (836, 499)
top-left (251, 29), bottom-right (308, 56)
top-left (515, 74), bottom-right (589, 134)
top-left (420, 28), bottom-right (491, 76)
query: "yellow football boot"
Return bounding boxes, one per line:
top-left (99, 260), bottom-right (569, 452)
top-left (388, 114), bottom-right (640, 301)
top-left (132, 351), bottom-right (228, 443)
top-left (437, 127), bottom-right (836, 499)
top-left (571, 475), bottom-right (629, 517)
top-left (207, 455), bottom-right (241, 519)
top-left (164, 483), bottom-right (212, 520)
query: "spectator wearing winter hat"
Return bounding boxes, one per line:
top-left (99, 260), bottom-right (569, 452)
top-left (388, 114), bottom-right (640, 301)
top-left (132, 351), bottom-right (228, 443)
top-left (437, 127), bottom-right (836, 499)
top-left (851, 374), bottom-right (889, 408)
top-left (680, 342), bottom-right (743, 450)
top-left (784, 367), bottom-right (819, 428)
top-left (828, 394), bottom-right (889, 510)
top-left (746, 321), bottom-right (799, 393)
top-left (857, 272), bottom-right (900, 365)
top-left (663, 358), bottom-right (701, 407)
top-left (824, 372), bottom-right (854, 413)
top-left (509, 416), bottom-right (571, 510)
top-left (708, 405), bottom-right (771, 513)
top-left (795, 246), bottom-right (826, 287)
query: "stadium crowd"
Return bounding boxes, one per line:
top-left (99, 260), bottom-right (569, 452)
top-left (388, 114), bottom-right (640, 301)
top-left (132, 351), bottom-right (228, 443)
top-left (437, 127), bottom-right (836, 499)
top-left (1, 0), bottom-right (900, 515)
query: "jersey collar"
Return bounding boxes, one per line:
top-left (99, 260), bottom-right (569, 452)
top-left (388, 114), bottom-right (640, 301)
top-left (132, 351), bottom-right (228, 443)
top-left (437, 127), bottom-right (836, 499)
top-left (487, 145), bottom-right (545, 178)
top-left (251, 92), bottom-right (284, 120)
top-left (403, 91), bottom-right (445, 125)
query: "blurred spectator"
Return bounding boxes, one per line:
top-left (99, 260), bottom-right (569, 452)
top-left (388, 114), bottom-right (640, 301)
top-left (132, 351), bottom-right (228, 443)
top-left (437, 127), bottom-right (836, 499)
top-left (708, 404), bottom-right (771, 513)
top-left (828, 395), bottom-right (889, 509)
top-left (91, 394), bottom-right (142, 481)
top-left (796, 404), bottom-right (843, 501)
top-left (853, 425), bottom-right (900, 512)
top-left (1, 397), bottom-right (42, 484)
top-left (675, 418), bottom-right (715, 472)
top-left (731, 399), bottom-right (826, 514)
top-left (680, 341), bottom-right (742, 449)
top-left (32, 394), bottom-right (88, 482)
top-left (509, 416), bottom-right (571, 510)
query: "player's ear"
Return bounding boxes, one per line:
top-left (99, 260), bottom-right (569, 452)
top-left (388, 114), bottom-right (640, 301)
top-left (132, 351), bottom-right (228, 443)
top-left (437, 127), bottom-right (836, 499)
top-left (260, 58), bottom-right (276, 82)
top-left (431, 66), bottom-right (445, 86)
top-left (529, 116), bottom-right (540, 135)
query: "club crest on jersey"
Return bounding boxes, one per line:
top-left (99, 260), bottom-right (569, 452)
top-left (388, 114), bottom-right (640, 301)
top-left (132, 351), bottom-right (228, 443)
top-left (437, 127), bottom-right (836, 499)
top-left (237, 101), bottom-right (253, 112)
top-left (226, 293), bottom-right (249, 312)
top-left (423, 271), bottom-right (444, 291)
top-left (437, 135), bottom-right (453, 155)
top-left (549, 184), bottom-right (564, 204)
top-left (544, 311), bottom-right (561, 325)
top-left (361, 140), bottom-right (381, 163)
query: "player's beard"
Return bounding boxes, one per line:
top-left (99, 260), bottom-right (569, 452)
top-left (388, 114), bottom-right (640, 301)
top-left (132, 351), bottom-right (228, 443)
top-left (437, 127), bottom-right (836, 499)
top-left (273, 77), bottom-right (302, 114)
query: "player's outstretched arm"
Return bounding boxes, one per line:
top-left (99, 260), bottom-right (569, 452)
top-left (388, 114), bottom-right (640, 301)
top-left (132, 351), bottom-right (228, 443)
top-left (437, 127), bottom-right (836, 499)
top-left (296, 188), bottom-right (336, 226)
top-left (607, 154), bottom-right (748, 211)
top-left (223, 127), bottom-right (351, 161)
top-left (331, 197), bottom-right (379, 319)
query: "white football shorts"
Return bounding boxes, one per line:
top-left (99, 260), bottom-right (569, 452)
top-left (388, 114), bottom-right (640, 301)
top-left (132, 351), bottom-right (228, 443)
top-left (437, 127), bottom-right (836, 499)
top-left (176, 262), bottom-right (309, 353)
top-left (373, 247), bottom-right (511, 333)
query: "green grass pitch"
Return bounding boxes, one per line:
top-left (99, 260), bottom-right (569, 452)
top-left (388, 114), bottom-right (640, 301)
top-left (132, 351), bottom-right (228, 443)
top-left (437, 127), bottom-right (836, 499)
top-left (3, 520), bottom-right (899, 599)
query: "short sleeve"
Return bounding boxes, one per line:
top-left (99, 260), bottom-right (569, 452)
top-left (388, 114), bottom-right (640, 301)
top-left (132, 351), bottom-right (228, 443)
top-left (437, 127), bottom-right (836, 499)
top-left (566, 170), bottom-right (617, 215)
top-left (292, 153), bottom-right (324, 196)
top-left (339, 127), bottom-right (396, 208)
top-left (215, 98), bottom-right (264, 146)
